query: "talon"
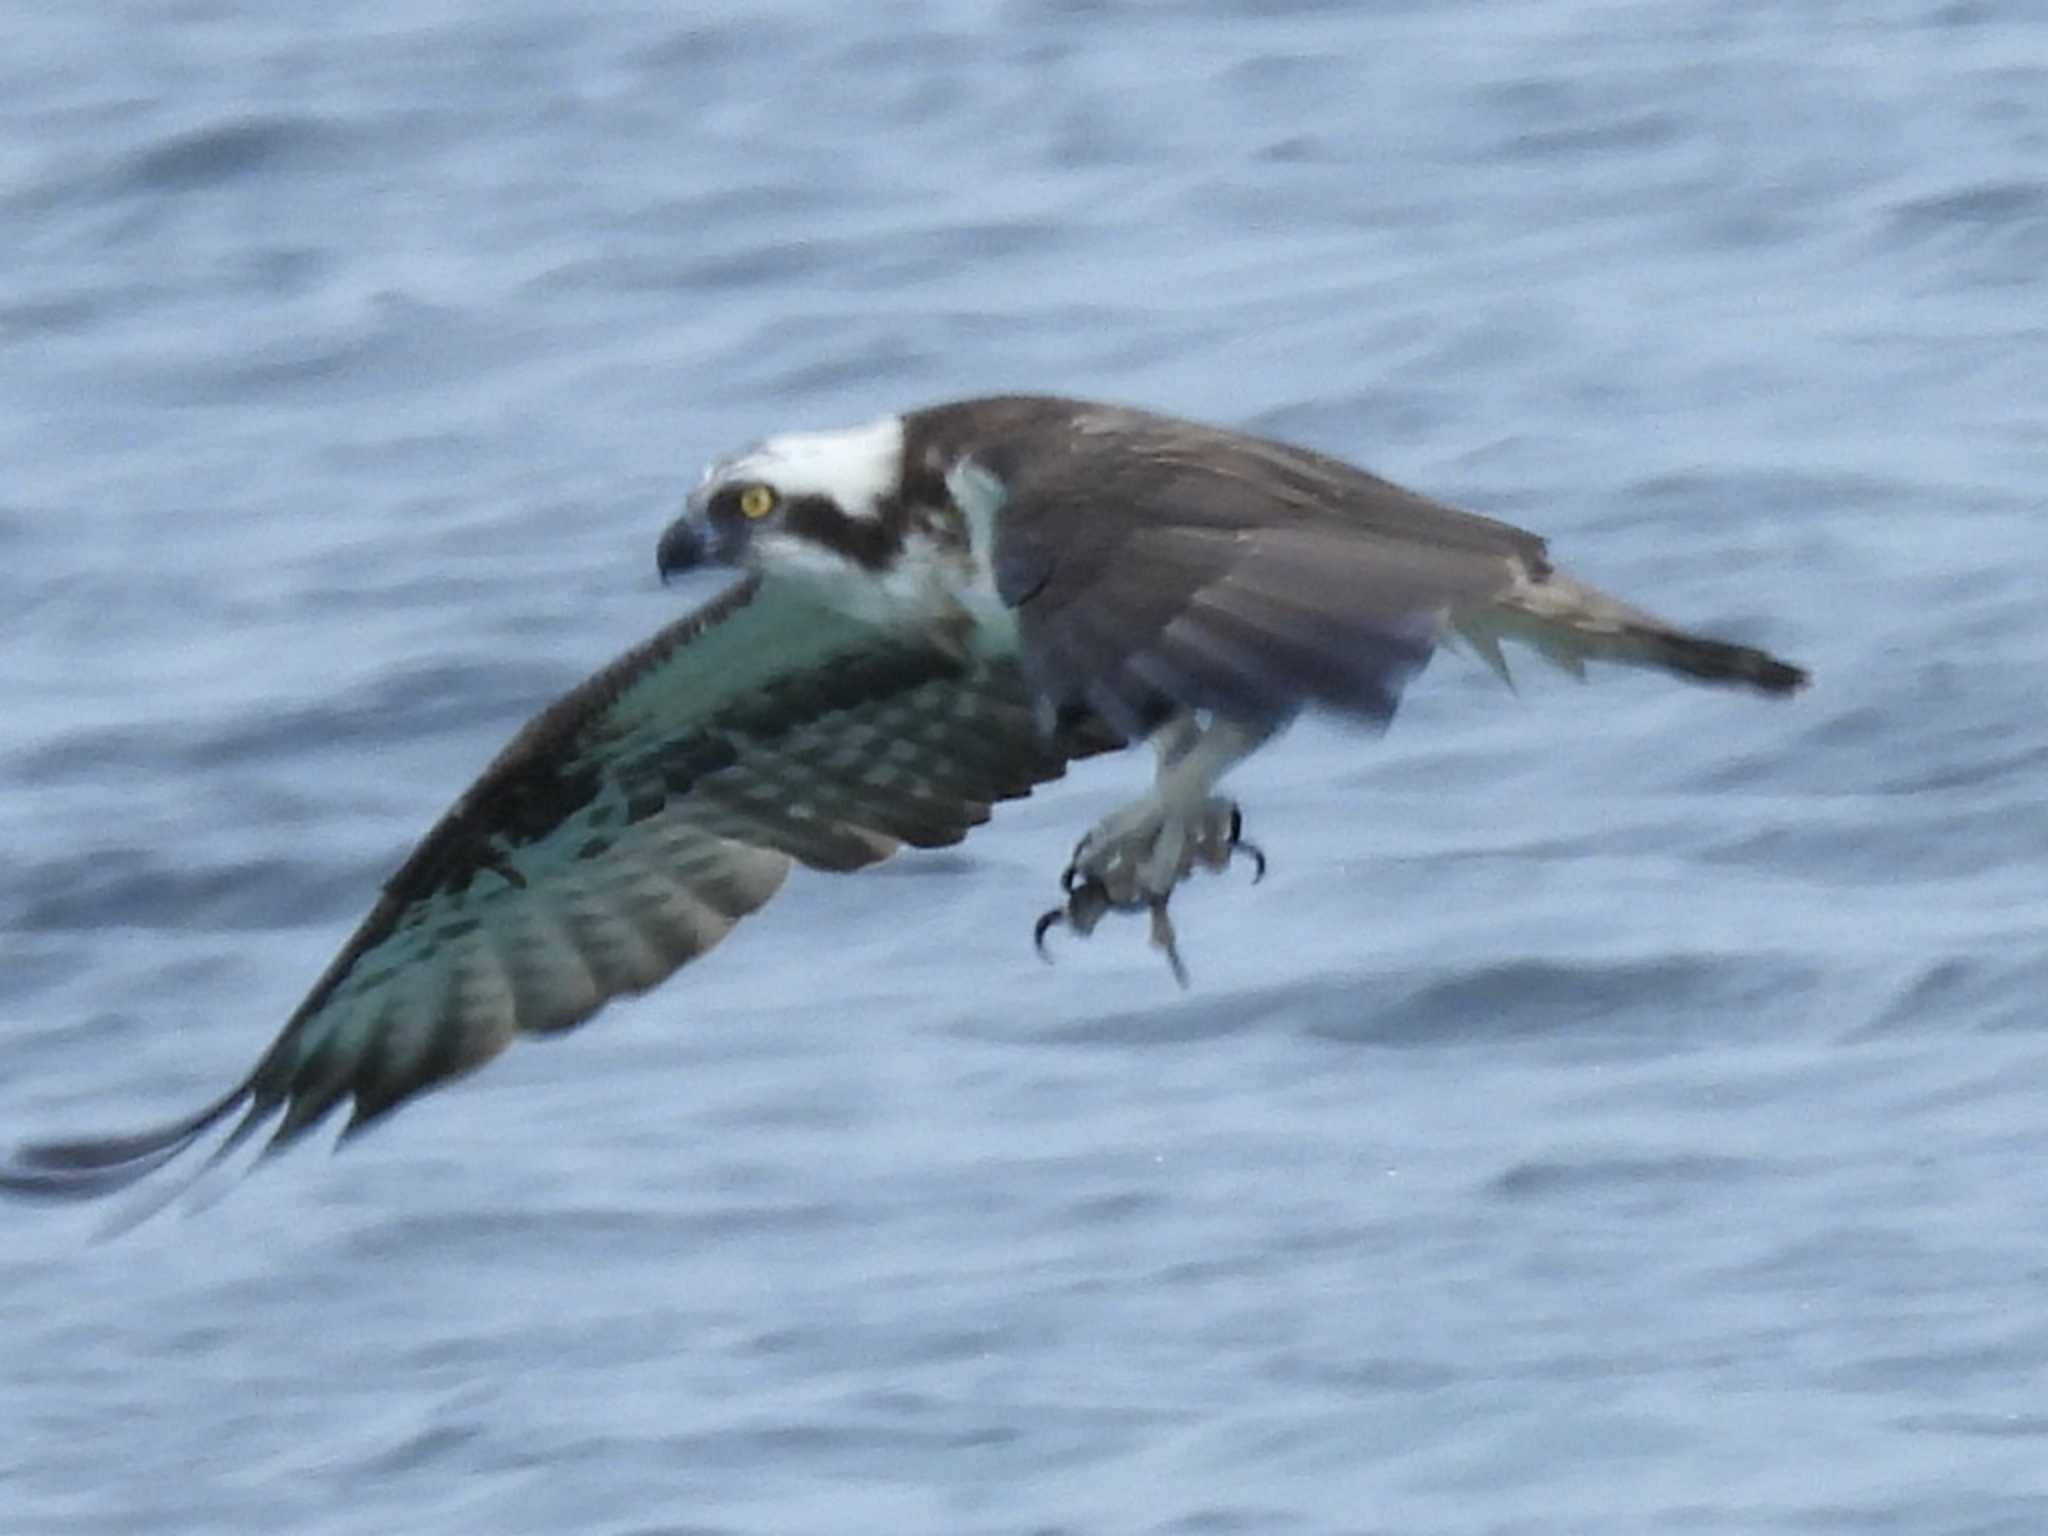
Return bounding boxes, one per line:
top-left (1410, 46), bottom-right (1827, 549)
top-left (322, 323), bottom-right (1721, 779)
top-left (1236, 837), bottom-right (1267, 884)
top-left (1049, 794), bottom-right (1245, 987)
top-left (1034, 907), bottom-right (1066, 963)
top-left (1147, 898), bottom-right (1190, 989)
top-left (1219, 805), bottom-right (1266, 884)
top-left (1035, 876), bottom-right (1120, 964)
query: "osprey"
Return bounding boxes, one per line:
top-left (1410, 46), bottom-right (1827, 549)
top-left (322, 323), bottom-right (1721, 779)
top-left (0, 394), bottom-right (1806, 1202)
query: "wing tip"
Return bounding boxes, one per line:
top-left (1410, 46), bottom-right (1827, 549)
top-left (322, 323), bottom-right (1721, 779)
top-left (0, 1079), bottom-right (254, 1204)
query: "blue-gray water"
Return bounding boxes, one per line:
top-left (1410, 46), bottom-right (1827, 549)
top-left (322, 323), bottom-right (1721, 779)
top-left (3, 2), bottom-right (2046, 1532)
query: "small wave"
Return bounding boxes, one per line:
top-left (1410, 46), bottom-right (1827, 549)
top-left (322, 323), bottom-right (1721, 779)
top-left (1305, 953), bottom-right (1812, 1049)
top-left (117, 114), bottom-right (335, 195)
top-left (1889, 178), bottom-right (2048, 237)
top-left (11, 848), bottom-right (370, 933)
top-left (1488, 1149), bottom-right (1768, 1203)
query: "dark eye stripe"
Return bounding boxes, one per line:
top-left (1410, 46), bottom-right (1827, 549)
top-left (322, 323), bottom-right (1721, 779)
top-left (782, 494), bottom-right (896, 570)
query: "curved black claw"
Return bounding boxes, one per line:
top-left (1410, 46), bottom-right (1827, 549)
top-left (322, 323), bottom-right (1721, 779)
top-left (1225, 808), bottom-right (1267, 884)
top-left (1034, 877), bottom-right (1118, 964)
top-left (1236, 837), bottom-right (1267, 884)
top-left (1033, 905), bottom-right (1065, 964)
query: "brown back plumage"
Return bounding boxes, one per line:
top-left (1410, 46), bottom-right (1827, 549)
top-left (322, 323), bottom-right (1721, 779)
top-left (908, 396), bottom-right (1804, 736)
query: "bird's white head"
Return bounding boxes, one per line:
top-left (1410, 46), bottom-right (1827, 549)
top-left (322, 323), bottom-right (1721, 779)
top-left (657, 415), bottom-right (909, 590)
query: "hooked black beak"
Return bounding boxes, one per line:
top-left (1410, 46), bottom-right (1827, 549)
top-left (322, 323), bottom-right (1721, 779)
top-left (656, 511), bottom-right (709, 585)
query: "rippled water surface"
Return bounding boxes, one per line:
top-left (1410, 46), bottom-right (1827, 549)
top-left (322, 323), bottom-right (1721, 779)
top-left (4, 2), bottom-right (2047, 1532)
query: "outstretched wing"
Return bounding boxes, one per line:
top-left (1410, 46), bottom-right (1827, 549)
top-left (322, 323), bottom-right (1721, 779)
top-left (952, 399), bottom-right (1551, 739)
top-left (1, 574), bottom-right (1107, 1199)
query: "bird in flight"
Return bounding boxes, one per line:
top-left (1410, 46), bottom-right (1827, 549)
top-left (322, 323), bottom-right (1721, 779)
top-left (0, 395), bottom-right (1806, 1203)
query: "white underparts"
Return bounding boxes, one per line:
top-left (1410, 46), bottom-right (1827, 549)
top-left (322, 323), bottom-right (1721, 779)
top-left (749, 530), bottom-right (902, 624)
top-left (751, 521), bottom-right (1009, 659)
top-left (945, 458), bottom-right (1005, 554)
top-left (942, 457), bottom-right (1020, 653)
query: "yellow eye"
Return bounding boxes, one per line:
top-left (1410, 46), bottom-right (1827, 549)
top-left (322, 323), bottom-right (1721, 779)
top-left (738, 484), bottom-right (777, 519)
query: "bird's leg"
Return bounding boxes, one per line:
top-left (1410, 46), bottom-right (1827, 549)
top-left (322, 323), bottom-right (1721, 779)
top-left (1034, 714), bottom-right (1274, 984)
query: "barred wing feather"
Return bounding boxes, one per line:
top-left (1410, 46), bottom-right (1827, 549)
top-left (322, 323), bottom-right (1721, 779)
top-left (0, 575), bottom-right (1100, 1199)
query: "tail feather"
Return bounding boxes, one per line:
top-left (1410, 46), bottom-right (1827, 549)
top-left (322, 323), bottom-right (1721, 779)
top-left (1618, 624), bottom-right (1808, 695)
top-left (1461, 572), bottom-right (1809, 697)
